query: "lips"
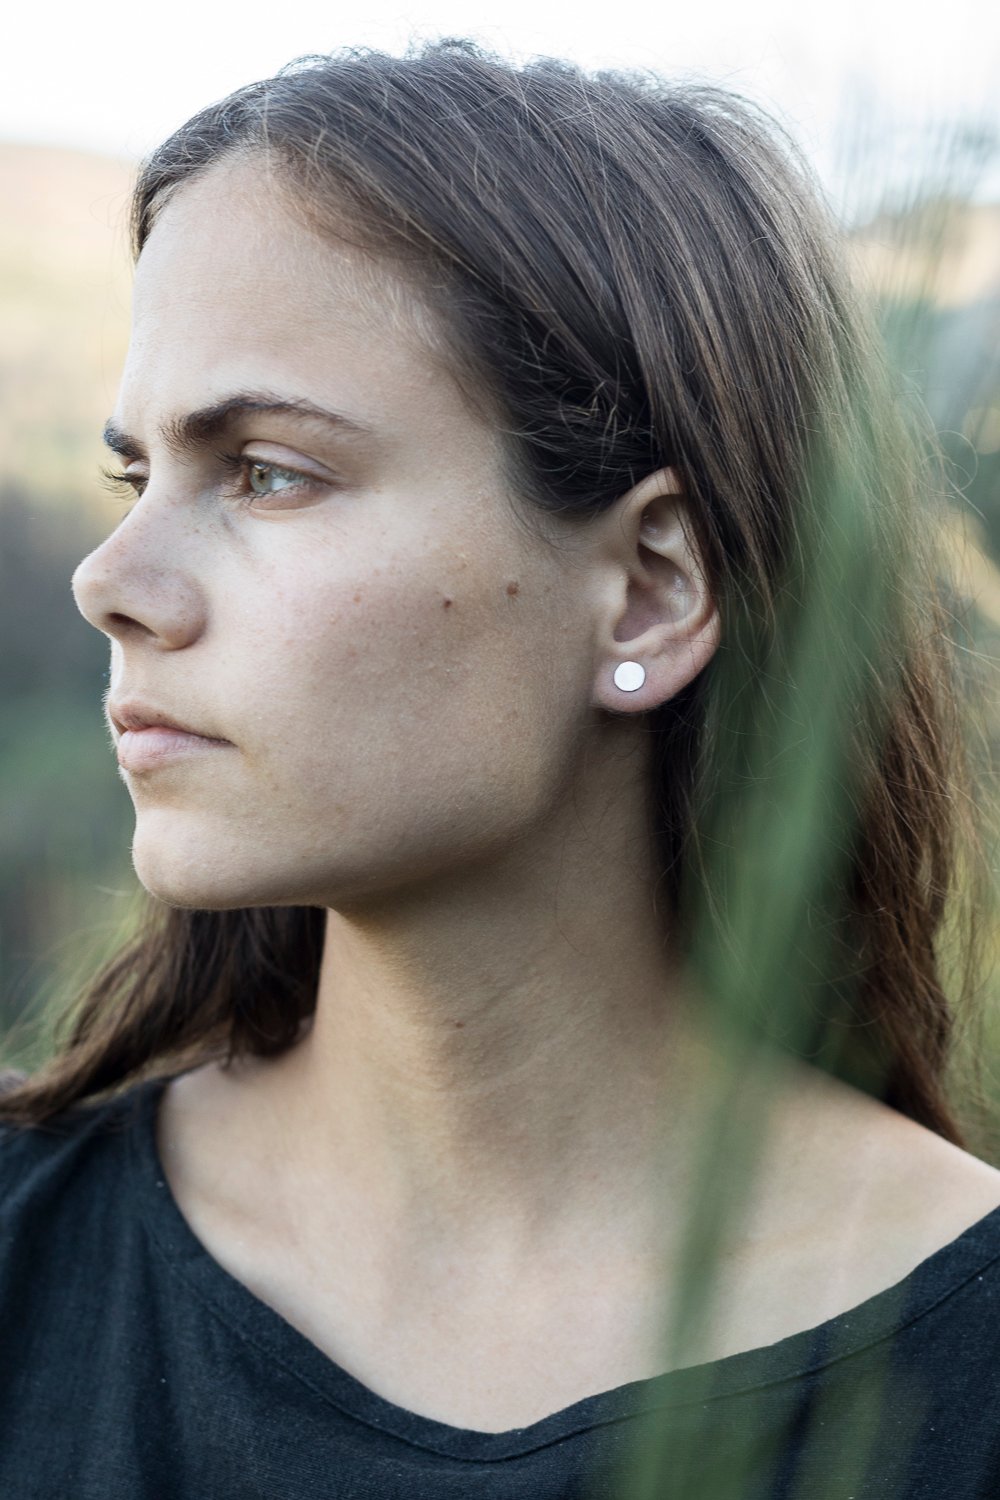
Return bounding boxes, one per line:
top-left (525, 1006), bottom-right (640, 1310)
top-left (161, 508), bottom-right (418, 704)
top-left (107, 699), bottom-right (234, 774)
top-left (108, 699), bottom-right (229, 743)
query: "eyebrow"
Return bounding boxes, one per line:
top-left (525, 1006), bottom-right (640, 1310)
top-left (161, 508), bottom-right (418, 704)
top-left (102, 393), bottom-right (373, 462)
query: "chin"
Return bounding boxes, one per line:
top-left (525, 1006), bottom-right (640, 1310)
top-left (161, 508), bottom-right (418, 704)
top-left (131, 862), bottom-right (263, 912)
top-left (129, 828), bottom-right (345, 912)
top-left (129, 823), bottom-right (288, 911)
top-left (127, 805), bottom-right (494, 913)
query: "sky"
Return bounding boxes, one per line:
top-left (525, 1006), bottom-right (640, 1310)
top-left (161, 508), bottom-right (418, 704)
top-left (4, 0), bottom-right (1000, 213)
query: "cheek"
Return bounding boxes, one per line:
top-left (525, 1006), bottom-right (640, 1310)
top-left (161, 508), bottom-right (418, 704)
top-left (237, 546), bottom-right (568, 802)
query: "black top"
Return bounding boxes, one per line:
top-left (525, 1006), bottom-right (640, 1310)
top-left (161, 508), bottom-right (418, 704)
top-left (2, 1076), bottom-right (1000, 1499)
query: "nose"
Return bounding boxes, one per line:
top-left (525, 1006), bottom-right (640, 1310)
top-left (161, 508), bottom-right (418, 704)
top-left (71, 500), bottom-right (206, 650)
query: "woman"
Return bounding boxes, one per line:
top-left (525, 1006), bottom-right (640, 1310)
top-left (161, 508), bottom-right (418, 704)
top-left (2, 40), bottom-right (999, 1499)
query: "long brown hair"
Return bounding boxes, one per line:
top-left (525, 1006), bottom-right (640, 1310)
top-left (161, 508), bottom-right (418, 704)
top-left (2, 42), bottom-right (991, 1137)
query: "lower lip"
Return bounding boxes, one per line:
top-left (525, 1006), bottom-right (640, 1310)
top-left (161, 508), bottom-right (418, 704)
top-left (116, 727), bottom-right (232, 773)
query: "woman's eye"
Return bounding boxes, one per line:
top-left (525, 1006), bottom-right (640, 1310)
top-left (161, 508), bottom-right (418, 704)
top-left (246, 461), bottom-right (305, 497)
top-left (99, 465), bottom-right (147, 500)
top-left (97, 455), bottom-right (318, 514)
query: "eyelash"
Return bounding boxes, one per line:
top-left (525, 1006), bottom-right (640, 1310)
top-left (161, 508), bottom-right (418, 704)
top-left (98, 451), bottom-right (317, 510)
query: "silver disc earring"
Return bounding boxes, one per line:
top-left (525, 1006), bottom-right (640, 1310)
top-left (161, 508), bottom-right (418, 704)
top-left (613, 661), bottom-right (646, 692)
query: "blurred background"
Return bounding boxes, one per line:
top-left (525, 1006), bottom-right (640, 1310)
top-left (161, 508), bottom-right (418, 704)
top-left (2, 1), bottom-right (1000, 1129)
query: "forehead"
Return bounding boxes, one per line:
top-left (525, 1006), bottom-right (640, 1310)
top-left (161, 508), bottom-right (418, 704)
top-left (123, 155), bottom-right (464, 435)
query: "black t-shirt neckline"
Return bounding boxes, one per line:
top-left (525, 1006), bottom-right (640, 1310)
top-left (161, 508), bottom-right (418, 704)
top-left (127, 1073), bottom-right (1000, 1464)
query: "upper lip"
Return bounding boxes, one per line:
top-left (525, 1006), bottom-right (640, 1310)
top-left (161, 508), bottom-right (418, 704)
top-left (108, 699), bottom-right (227, 742)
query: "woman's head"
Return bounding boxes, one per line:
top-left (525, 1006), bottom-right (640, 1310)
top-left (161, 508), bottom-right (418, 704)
top-left (72, 44), bottom-right (851, 913)
top-left (71, 143), bottom-right (719, 912)
top-left (5, 42), bottom-right (983, 1138)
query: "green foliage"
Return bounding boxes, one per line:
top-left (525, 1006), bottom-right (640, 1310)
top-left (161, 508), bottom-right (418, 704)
top-left (602, 132), bottom-right (1000, 1498)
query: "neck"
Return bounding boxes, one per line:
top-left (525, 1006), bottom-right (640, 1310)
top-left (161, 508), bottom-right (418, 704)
top-left (259, 760), bottom-right (730, 1251)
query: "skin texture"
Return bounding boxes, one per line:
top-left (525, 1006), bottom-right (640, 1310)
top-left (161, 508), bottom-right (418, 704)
top-left (72, 156), bottom-right (1000, 1432)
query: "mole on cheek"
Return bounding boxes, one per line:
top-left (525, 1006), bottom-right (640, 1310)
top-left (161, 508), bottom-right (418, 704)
top-left (506, 580), bottom-right (520, 597)
top-left (442, 596), bottom-right (454, 609)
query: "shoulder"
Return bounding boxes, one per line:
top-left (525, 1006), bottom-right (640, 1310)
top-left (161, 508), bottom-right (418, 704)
top-left (0, 1077), bottom-right (152, 1235)
top-left (0, 1076), bottom-right (165, 1352)
top-left (769, 1063), bottom-right (1000, 1286)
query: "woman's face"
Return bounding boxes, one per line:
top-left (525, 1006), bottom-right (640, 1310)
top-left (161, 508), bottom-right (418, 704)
top-left (72, 156), bottom-right (603, 909)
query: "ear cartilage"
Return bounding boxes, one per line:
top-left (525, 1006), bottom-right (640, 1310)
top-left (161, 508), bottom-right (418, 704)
top-left (613, 661), bottom-right (646, 692)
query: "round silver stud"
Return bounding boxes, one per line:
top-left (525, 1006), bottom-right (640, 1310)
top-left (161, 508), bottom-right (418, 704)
top-left (613, 661), bottom-right (646, 692)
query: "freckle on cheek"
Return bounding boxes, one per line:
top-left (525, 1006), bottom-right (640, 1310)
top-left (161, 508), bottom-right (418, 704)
top-left (353, 592), bottom-right (362, 604)
top-left (506, 580), bottom-right (520, 597)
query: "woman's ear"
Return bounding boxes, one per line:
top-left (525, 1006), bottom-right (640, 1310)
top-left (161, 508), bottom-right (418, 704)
top-left (591, 467), bottom-right (720, 713)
